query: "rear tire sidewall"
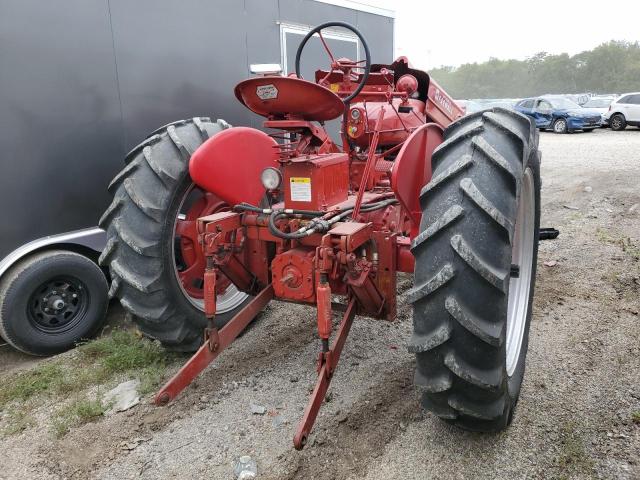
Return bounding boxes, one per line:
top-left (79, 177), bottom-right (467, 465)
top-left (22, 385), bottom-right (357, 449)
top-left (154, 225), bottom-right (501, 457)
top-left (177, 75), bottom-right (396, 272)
top-left (506, 153), bottom-right (541, 418)
top-left (0, 252), bottom-right (108, 356)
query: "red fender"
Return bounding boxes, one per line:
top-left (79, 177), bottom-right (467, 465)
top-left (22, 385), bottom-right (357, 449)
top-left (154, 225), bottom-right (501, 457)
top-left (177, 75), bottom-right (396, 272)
top-left (390, 123), bottom-right (443, 234)
top-left (189, 127), bottom-right (279, 207)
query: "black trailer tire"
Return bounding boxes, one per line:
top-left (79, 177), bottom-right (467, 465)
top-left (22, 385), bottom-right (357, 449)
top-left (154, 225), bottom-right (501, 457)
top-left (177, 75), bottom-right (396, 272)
top-left (409, 108), bottom-right (541, 431)
top-left (0, 250), bottom-right (108, 356)
top-left (99, 118), bottom-right (252, 352)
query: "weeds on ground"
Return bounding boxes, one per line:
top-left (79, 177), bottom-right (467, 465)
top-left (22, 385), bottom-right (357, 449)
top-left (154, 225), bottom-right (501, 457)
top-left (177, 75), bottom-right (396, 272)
top-left (51, 395), bottom-right (107, 438)
top-left (0, 330), bottom-right (171, 435)
top-left (0, 408), bottom-right (36, 437)
top-left (554, 421), bottom-right (596, 478)
top-left (632, 412), bottom-right (640, 424)
top-left (596, 228), bottom-right (640, 261)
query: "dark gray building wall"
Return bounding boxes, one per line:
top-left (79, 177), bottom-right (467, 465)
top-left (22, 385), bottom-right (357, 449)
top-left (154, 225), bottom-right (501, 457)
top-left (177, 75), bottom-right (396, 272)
top-left (0, 0), bottom-right (393, 262)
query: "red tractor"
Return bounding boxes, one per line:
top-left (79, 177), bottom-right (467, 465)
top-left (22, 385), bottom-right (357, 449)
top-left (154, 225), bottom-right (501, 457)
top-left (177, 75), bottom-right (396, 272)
top-left (100, 22), bottom-right (541, 449)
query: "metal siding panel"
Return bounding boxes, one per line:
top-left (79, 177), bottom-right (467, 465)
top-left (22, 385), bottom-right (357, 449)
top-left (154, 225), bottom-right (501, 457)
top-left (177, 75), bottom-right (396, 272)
top-left (279, 0), bottom-right (358, 26)
top-left (109, 0), bottom-right (252, 148)
top-left (0, 0), bottom-right (124, 260)
top-left (245, 0), bottom-right (281, 128)
top-left (355, 11), bottom-right (394, 63)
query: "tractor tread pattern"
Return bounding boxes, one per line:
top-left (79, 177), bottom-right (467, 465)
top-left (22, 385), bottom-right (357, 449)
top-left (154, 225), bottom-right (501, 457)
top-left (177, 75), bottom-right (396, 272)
top-left (411, 107), bottom-right (539, 431)
top-left (100, 118), bottom-right (237, 350)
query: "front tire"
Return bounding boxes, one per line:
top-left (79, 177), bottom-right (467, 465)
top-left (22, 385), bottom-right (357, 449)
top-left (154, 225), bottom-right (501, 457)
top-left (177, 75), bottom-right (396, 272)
top-left (0, 251), bottom-right (108, 356)
top-left (99, 118), bottom-right (251, 352)
top-left (610, 114), bottom-right (626, 131)
top-left (552, 118), bottom-right (568, 133)
top-left (409, 108), bottom-right (541, 431)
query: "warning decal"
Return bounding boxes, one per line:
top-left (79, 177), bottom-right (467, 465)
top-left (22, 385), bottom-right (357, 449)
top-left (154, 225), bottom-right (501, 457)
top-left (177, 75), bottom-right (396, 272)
top-left (289, 177), bottom-right (311, 202)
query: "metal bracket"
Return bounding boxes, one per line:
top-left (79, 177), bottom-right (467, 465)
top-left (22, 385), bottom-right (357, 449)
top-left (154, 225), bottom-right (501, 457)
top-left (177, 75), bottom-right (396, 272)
top-left (293, 297), bottom-right (357, 449)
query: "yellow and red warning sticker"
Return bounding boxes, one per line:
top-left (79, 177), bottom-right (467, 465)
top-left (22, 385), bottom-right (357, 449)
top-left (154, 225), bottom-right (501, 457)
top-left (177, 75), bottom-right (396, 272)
top-left (289, 177), bottom-right (311, 202)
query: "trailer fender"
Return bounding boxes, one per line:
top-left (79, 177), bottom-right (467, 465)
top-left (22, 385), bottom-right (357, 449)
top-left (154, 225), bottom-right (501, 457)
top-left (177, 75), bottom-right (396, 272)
top-left (0, 228), bottom-right (105, 280)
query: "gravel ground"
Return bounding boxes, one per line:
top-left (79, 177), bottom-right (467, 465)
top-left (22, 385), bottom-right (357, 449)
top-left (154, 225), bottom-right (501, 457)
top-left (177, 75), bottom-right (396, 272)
top-left (1, 128), bottom-right (639, 480)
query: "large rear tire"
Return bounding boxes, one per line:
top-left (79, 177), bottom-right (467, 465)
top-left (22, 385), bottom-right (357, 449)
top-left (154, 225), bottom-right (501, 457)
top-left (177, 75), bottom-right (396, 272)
top-left (99, 118), bottom-right (251, 351)
top-left (409, 108), bottom-right (541, 431)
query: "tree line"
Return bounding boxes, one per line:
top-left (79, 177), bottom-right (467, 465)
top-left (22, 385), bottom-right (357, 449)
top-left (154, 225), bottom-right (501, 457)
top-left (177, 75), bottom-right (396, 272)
top-left (429, 40), bottom-right (640, 99)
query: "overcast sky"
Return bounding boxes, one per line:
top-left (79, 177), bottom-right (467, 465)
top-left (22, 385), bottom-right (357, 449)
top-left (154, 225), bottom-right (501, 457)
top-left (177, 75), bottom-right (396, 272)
top-left (364, 0), bottom-right (640, 69)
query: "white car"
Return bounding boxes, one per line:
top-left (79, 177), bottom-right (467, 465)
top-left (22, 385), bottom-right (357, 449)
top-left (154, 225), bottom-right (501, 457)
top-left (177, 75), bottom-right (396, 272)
top-left (603, 93), bottom-right (640, 131)
top-left (582, 97), bottom-right (616, 126)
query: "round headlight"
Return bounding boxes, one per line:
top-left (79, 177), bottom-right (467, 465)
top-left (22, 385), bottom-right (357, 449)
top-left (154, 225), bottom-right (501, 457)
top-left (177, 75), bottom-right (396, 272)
top-left (260, 167), bottom-right (282, 190)
top-left (350, 108), bottom-right (361, 120)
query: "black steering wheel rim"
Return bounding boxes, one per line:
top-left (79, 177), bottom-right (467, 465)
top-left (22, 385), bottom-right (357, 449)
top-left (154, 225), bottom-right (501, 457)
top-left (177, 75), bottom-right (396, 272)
top-left (294, 21), bottom-right (371, 104)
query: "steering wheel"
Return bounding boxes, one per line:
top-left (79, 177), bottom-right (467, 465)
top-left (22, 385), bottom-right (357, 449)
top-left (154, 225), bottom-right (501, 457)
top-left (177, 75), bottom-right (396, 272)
top-left (295, 21), bottom-right (371, 104)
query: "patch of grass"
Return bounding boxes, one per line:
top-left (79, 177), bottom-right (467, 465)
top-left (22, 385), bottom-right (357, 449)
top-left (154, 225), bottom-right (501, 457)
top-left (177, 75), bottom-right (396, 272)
top-left (554, 421), bottom-right (595, 478)
top-left (0, 363), bottom-right (66, 406)
top-left (596, 228), bottom-right (640, 260)
top-left (52, 395), bottom-right (106, 438)
top-left (1, 408), bottom-right (36, 437)
top-left (78, 330), bottom-right (166, 373)
top-left (0, 330), bottom-right (169, 408)
top-left (632, 411), bottom-right (640, 424)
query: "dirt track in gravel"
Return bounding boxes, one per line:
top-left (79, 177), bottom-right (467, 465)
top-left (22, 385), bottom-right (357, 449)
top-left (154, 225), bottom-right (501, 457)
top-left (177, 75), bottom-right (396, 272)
top-left (1, 128), bottom-right (639, 480)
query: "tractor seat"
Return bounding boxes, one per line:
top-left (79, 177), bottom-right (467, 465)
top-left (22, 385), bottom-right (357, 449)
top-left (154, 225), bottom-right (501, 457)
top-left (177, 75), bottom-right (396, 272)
top-left (234, 76), bottom-right (344, 122)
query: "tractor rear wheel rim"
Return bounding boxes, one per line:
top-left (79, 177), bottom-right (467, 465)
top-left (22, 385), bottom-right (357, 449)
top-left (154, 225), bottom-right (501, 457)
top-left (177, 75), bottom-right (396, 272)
top-left (173, 184), bottom-right (249, 313)
top-left (506, 167), bottom-right (535, 376)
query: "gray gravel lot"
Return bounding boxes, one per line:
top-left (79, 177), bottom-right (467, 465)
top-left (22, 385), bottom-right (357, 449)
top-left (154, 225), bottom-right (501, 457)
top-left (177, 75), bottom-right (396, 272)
top-left (1, 128), bottom-right (639, 480)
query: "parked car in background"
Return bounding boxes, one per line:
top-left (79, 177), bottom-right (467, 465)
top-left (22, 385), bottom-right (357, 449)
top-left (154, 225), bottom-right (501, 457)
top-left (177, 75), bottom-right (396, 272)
top-left (514, 96), bottom-right (602, 133)
top-left (457, 99), bottom-right (518, 115)
top-left (582, 96), bottom-right (616, 126)
top-left (603, 93), bottom-right (640, 130)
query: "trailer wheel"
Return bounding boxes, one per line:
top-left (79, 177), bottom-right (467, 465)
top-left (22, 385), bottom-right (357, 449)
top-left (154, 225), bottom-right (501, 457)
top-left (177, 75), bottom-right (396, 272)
top-left (409, 108), bottom-right (540, 431)
top-left (0, 250), bottom-right (108, 356)
top-left (99, 118), bottom-right (251, 351)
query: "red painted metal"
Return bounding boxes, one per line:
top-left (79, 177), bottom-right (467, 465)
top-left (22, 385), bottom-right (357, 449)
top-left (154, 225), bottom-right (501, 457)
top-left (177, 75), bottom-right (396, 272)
top-left (189, 127), bottom-right (279, 207)
top-left (316, 276), bottom-right (332, 339)
top-left (352, 105), bottom-right (385, 219)
top-left (283, 153), bottom-right (349, 211)
top-left (175, 190), bottom-right (229, 299)
top-left (426, 78), bottom-right (465, 126)
top-left (157, 33), bottom-right (466, 448)
top-left (293, 297), bottom-right (357, 450)
top-left (271, 248), bottom-right (316, 302)
top-left (396, 236), bottom-right (415, 273)
top-left (204, 260), bottom-right (217, 319)
top-left (234, 77), bottom-right (344, 121)
top-left (154, 285), bottom-right (274, 406)
top-left (391, 123), bottom-right (444, 230)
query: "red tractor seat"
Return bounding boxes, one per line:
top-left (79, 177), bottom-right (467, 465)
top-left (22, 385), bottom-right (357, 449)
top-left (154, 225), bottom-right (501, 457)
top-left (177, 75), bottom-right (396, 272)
top-left (234, 76), bottom-right (345, 122)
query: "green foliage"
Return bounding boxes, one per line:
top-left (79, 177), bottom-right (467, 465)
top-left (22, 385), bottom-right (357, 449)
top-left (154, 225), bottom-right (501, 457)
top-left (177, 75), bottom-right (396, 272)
top-left (52, 395), bottom-right (107, 438)
top-left (0, 330), bottom-right (169, 408)
top-left (430, 41), bottom-right (640, 98)
top-left (1, 408), bottom-right (36, 437)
